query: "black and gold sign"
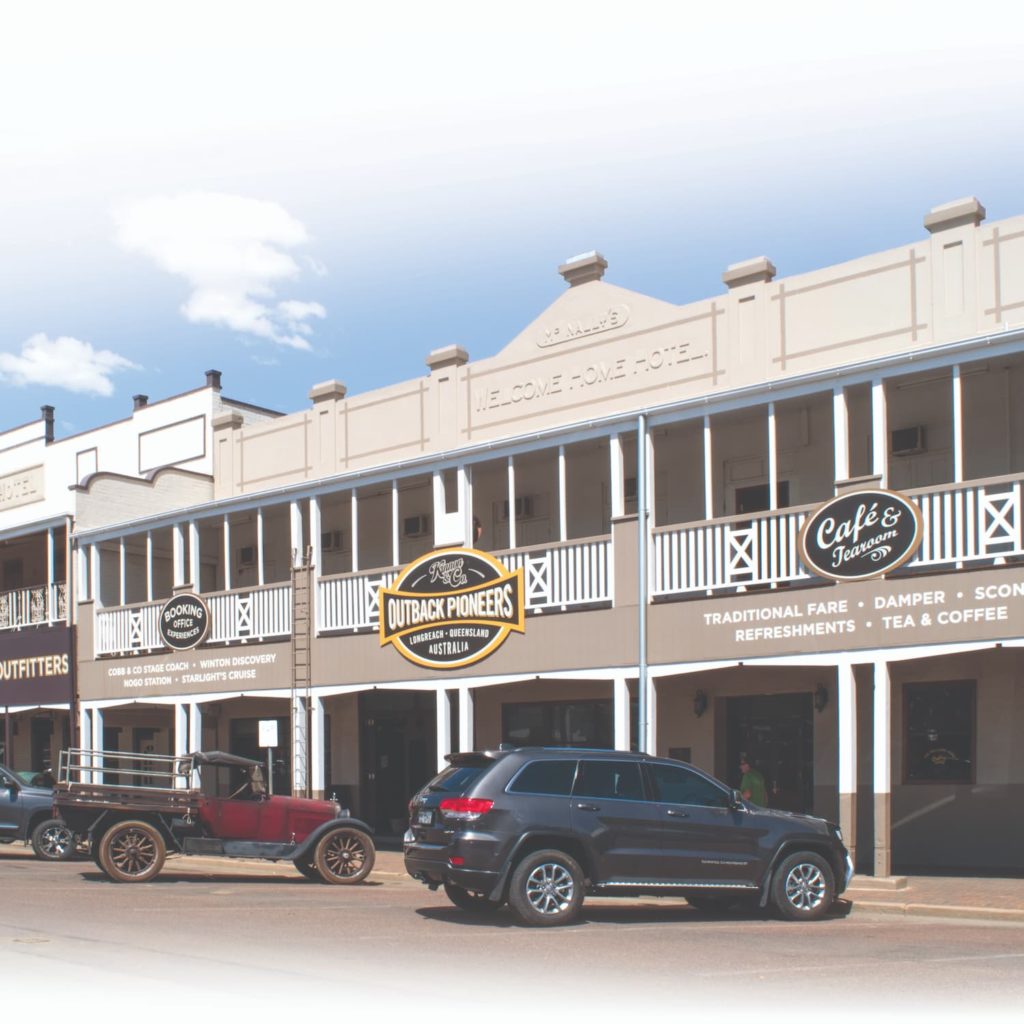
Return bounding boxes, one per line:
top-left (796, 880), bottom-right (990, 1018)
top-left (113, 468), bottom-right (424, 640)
top-left (379, 549), bottom-right (525, 669)
top-left (158, 594), bottom-right (211, 651)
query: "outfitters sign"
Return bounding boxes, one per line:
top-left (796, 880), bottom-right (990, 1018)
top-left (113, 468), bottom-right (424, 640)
top-left (799, 489), bottom-right (923, 582)
top-left (379, 549), bottom-right (525, 669)
top-left (0, 627), bottom-right (73, 704)
top-left (159, 594), bottom-right (211, 651)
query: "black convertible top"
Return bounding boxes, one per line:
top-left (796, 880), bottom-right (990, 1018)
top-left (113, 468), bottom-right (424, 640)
top-left (188, 750), bottom-right (262, 769)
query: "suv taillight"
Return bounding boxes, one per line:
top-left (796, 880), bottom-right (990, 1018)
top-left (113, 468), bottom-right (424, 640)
top-left (439, 797), bottom-right (494, 820)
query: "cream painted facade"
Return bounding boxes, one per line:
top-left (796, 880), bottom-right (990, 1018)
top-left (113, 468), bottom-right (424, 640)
top-left (58, 196), bottom-right (1024, 875)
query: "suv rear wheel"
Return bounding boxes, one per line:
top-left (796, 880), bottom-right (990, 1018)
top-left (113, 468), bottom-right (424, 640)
top-left (507, 849), bottom-right (584, 927)
top-left (771, 851), bottom-right (835, 921)
top-left (444, 880), bottom-right (501, 913)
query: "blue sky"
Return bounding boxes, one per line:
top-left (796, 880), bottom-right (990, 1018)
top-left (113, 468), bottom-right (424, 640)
top-left (2, 1), bottom-right (1023, 435)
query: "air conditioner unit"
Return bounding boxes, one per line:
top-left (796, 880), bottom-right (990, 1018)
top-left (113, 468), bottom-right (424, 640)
top-left (402, 514), bottom-right (431, 538)
top-left (891, 426), bottom-right (925, 456)
top-left (501, 495), bottom-right (536, 521)
top-left (320, 530), bottom-right (345, 552)
top-left (238, 545), bottom-right (256, 568)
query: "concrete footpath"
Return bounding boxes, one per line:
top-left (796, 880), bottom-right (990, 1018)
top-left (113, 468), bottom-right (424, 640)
top-left (845, 872), bottom-right (1024, 923)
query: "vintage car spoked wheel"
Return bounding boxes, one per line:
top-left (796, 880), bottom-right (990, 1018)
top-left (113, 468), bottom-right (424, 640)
top-left (313, 828), bottom-right (375, 884)
top-left (771, 851), bottom-right (835, 921)
top-left (443, 880), bottom-right (502, 913)
top-left (98, 821), bottom-right (167, 883)
top-left (31, 819), bottom-right (77, 861)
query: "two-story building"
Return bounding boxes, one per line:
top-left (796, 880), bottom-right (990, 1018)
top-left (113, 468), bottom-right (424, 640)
top-left (68, 196), bottom-right (1024, 875)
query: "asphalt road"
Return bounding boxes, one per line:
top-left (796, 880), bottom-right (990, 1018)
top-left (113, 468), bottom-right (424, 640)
top-left (2, 845), bottom-right (1022, 1023)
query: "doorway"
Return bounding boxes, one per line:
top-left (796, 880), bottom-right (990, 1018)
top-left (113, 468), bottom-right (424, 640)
top-left (725, 693), bottom-right (813, 812)
top-left (359, 691), bottom-right (436, 836)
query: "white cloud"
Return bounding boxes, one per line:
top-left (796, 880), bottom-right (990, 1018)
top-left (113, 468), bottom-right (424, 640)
top-left (114, 192), bottom-right (326, 351)
top-left (0, 333), bottom-right (138, 396)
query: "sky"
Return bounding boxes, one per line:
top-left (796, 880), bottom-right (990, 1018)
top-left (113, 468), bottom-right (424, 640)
top-left (2, 0), bottom-right (1023, 436)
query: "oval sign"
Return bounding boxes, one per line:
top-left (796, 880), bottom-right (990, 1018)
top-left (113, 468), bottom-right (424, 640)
top-left (159, 594), bottom-right (211, 650)
top-left (798, 489), bottom-right (923, 582)
top-left (379, 548), bottom-right (525, 670)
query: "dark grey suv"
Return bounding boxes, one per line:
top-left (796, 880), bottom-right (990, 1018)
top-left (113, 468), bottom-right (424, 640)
top-left (404, 747), bottom-right (853, 926)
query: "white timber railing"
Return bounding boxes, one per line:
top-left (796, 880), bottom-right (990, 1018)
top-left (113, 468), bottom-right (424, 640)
top-left (0, 582), bottom-right (68, 631)
top-left (94, 582), bottom-right (292, 655)
top-left (652, 474), bottom-right (1024, 597)
top-left (316, 536), bottom-right (612, 633)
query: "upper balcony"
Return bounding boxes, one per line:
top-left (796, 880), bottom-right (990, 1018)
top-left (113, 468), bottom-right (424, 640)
top-left (0, 527), bottom-right (69, 632)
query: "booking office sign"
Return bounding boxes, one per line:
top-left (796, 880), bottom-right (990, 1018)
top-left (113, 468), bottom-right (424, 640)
top-left (379, 549), bottom-right (525, 669)
top-left (798, 489), bottom-right (924, 582)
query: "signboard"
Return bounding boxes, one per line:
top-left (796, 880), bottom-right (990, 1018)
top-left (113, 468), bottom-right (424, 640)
top-left (258, 719), bottom-right (279, 748)
top-left (798, 489), bottom-right (923, 582)
top-left (158, 594), bottom-right (211, 650)
top-left (0, 465), bottom-right (44, 512)
top-left (0, 626), bottom-right (73, 705)
top-left (379, 548), bottom-right (525, 669)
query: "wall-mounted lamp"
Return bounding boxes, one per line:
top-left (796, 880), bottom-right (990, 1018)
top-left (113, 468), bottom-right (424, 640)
top-left (814, 684), bottom-right (829, 714)
top-left (693, 690), bottom-right (708, 718)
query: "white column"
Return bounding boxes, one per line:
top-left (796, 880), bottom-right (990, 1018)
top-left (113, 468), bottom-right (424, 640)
top-left (310, 695), bottom-right (326, 799)
top-left (78, 703), bottom-right (92, 774)
top-left (173, 523), bottom-right (185, 590)
top-left (78, 544), bottom-right (90, 604)
top-left (256, 508), bottom-right (265, 586)
top-left (290, 500), bottom-right (303, 569)
top-left (613, 676), bottom-right (630, 751)
top-left (834, 385), bottom-right (850, 485)
top-left (952, 364), bottom-right (963, 483)
top-left (767, 402), bottom-right (778, 510)
top-left (91, 545), bottom-right (102, 607)
top-left (188, 703), bottom-right (202, 787)
top-left (506, 456), bottom-right (517, 549)
top-left (350, 492), bottom-right (360, 572)
top-left (645, 429), bottom-right (655, 528)
top-left (609, 433), bottom-right (624, 519)
top-left (872, 378), bottom-right (888, 486)
top-left (873, 660), bottom-right (892, 876)
top-left (173, 703), bottom-right (188, 789)
top-left (46, 528), bottom-right (55, 622)
top-left (146, 531), bottom-right (153, 602)
top-left (118, 537), bottom-right (126, 606)
top-left (391, 481), bottom-right (400, 565)
top-left (436, 689), bottom-right (453, 771)
top-left (188, 520), bottom-right (200, 592)
top-left (837, 663), bottom-right (857, 864)
top-left (223, 515), bottom-right (232, 590)
top-left (309, 499), bottom-right (321, 579)
top-left (458, 687), bottom-right (474, 752)
top-left (703, 415), bottom-right (714, 520)
top-left (462, 464), bottom-right (474, 548)
top-left (92, 708), bottom-right (105, 784)
top-left (558, 445), bottom-right (568, 542)
top-left (292, 695), bottom-right (309, 796)
top-left (644, 676), bottom-right (657, 754)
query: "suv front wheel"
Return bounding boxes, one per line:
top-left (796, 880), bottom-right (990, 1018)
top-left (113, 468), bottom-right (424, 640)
top-left (507, 849), bottom-right (584, 927)
top-left (771, 851), bottom-right (835, 921)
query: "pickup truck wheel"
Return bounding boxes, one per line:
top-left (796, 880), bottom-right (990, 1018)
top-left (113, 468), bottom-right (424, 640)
top-left (444, 880), bottom-right (502, 913)
top-left (771, 851), bottom-right (835, 921)
top-left (31, 819), bottom-right (77, 861)
top-left (313, 828), bottom-right (375, 884)
top-left (98, 821), bottom-right (166, 883)
top-left (507, 850), bottom-right (585, 927)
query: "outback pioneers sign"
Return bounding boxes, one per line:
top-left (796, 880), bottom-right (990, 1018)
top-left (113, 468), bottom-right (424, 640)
top-left (379, 549), bottom-right (525, 669)
top-left (799, 489), bottom-right (923, 582)
top-left (158, 594), bottom-right (211, 650)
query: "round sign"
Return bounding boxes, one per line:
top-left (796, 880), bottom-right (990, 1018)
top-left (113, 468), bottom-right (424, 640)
top-left (379, 548), bottom-right (525, 670)
top-left (158, 594), bottom-right (211, 650)
top-left (798, 489), bottom-right (923, 582)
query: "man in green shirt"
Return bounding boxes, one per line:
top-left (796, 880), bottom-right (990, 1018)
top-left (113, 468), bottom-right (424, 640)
top-left (739, 755), bottom-right (768, 806)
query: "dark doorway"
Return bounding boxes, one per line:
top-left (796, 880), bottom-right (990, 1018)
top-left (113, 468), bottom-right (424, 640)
top-left (229, 717), bottom-right (290, 796)
top-left (734, 481), bottom-right (790, 515)
top-left (725, 693), bottom-right (813, 812)
top-left (30, 716), bottom-right (53, 772)
top-left (359, 691), bottom-right (436, 836)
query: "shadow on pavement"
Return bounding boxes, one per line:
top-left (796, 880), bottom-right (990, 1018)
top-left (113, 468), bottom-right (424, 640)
top-left (78, 870), bottom-right (384, 886)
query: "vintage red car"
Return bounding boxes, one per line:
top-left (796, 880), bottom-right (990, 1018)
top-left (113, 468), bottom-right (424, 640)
top-left (53, 749), bottom-right (375, 884)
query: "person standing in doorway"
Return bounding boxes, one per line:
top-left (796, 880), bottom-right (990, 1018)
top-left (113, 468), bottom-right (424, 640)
top-left (739, 754), bottom-right (768, 806)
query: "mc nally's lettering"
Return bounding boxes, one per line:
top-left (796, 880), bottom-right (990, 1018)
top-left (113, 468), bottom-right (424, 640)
top-left (538, 305), bottom-right (630, 348)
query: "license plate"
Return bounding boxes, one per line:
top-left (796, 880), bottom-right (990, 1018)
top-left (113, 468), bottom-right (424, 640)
top-left (417, 809), bottom-right (433, 825)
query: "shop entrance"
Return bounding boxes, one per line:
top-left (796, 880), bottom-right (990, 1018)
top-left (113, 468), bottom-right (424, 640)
top-left (359, 691), bottom-right (436, 837)
top-left (725, 693), bottom-right (813, 812)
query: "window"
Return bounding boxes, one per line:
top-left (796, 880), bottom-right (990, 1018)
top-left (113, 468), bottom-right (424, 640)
top-left (903, 681), bottom-right (975, 783)
top-left (648, 762), bottom-right (728, 808)
top-left (427, 764), bottom-right (490, 794)
top-left (573, 760), bottom-right (644, 801)
top-left (508, 760), bottom-right (577, 796)
top-left (502, 700), bottom-right (612, 748)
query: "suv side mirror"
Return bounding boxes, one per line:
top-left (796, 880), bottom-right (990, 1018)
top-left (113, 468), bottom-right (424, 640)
top-left (730, 788), bottom-right (746, 811)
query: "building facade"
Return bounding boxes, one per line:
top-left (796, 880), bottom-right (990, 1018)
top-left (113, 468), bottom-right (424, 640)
top-left (35, 195), bottom-right (1024, 875)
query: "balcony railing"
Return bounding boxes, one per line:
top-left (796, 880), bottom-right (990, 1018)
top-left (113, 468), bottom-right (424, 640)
top-left (316, 536), bottom-right (613, 633)
top-left (95, 582), bottom-right (292, 656)
top-left (0, 582), bottom-right (67, 631)
top-left (652, 474), bottom-right (1024, 597)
